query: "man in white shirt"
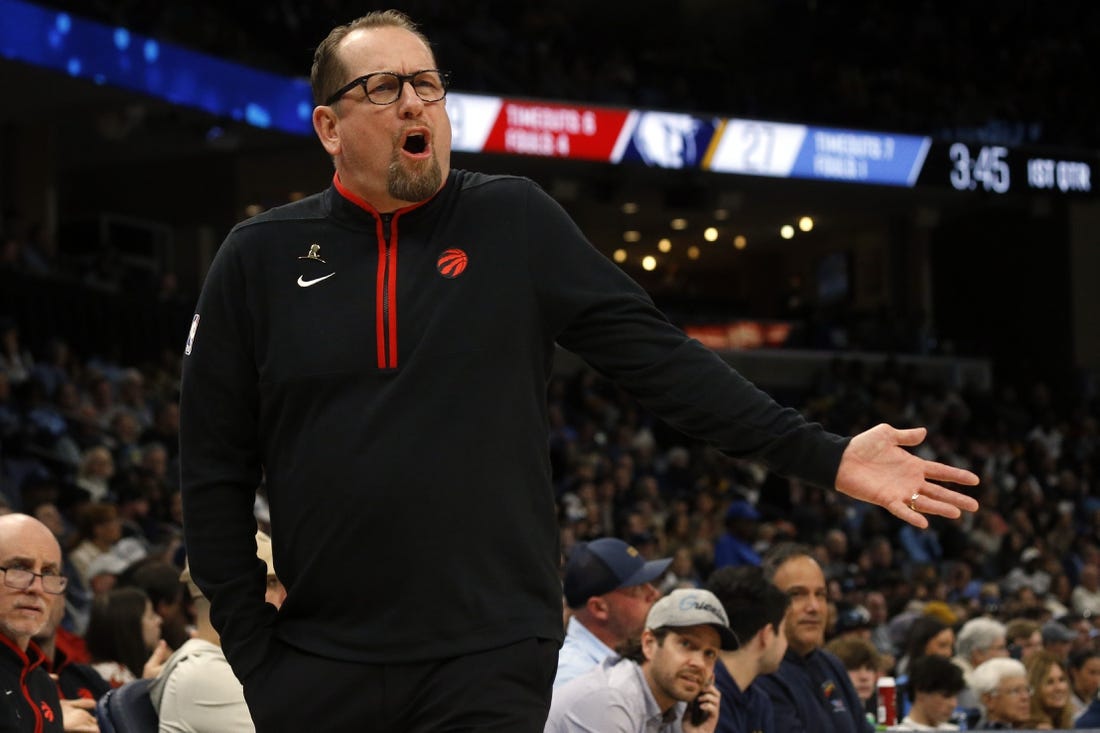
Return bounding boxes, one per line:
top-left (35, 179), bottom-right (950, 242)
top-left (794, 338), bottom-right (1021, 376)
top-left (1072, 564), bottom-right (1100, 616)
top-left (546, 588), bottom-right (736, 733)
top-left (554, 538), bottom-right (671, 688)
top-left (150, 532), bottom-right (285, 732)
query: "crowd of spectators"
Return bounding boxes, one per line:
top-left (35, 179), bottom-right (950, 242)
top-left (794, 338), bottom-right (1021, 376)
top-left (1, 264), bottom-right (1099, 724)
top-left (37, 0), bottom-right (1100, 149)
top-left (2, 294), bottom-right (1099, 622)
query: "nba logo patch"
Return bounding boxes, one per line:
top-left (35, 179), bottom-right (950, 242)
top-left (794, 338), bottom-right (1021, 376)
top-left (185, 314), bottom-right (200, 355)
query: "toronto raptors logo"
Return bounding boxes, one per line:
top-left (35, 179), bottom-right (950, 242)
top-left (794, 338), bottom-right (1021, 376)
top-left (436, 248), bottom-right (468, 279)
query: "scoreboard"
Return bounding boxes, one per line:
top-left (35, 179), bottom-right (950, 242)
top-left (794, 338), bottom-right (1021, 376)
top-left (3, 0), bottom-right (1095, 198)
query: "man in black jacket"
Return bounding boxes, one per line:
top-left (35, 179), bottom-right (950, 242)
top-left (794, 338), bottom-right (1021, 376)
top-left (755, 543), bottom-right (874, 733)
top-left (33, 588), bottom-right (110, 704)
top-left (0, 514), bottom-right (66, 733)
top-left (179, 9), bottom-right (979, 732)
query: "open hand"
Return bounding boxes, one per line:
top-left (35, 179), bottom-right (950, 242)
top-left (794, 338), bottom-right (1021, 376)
top-left (835, 424), bottom-right (979, 528)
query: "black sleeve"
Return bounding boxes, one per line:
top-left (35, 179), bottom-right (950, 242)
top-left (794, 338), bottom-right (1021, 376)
top-left (523, 182), bottom-right (847, 488)
top-left (179, 233), bottom-right (275, 679)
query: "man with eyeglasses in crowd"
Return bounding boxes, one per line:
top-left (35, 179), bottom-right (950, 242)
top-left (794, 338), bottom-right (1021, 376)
top-left (0, 513), bottom-right (69, 732)
top-left (970, 657), bottom-right (1031, 729)
top-left (179, 8), bottom-right (979, 732)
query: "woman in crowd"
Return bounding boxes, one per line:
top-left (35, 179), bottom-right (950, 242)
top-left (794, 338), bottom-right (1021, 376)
top-left (67, 501), bottom-right (122, 588)
top-left (85, 586), bottom-right (164, 687)
top-left (896, 614), bottom-right (955, 677)
top-left (1025, 651), bottom-right (1074, 729)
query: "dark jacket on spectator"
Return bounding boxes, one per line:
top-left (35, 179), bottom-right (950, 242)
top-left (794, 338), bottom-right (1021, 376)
top-left (47, 644), bottom-right (111, 702)
top-left (715, 657), bottom-right (774, 733)
top-left (755, 646), bottom-right (873, 733)
top-left (0, 636), bottom-right (64, 732)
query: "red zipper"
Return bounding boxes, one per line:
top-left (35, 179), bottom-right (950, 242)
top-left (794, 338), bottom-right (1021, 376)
top-left (332, 173), bottom-right (436, 371)
top-left (377, 214), bottom-right (398, 369)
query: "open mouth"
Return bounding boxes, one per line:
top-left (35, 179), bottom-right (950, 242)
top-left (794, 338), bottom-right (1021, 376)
top-left (402, 132), bottom-right (428, 155)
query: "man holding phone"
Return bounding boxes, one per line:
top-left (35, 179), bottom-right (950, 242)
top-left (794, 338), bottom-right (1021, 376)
top-left (545, 588), bottom-right (735, 732)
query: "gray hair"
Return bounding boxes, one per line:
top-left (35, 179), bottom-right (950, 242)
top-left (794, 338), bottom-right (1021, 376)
top-left (970, 657), bottom-right (1026, 697)
top-left (956, 617), bottom-right (1006, 662)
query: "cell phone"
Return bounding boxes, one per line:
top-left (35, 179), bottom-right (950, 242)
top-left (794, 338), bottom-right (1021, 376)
top-left (688, 695), bottom-right (709, 726)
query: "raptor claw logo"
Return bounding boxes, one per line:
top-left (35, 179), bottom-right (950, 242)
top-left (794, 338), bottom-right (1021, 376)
top-left (436, 248), bottom-right (468, 279)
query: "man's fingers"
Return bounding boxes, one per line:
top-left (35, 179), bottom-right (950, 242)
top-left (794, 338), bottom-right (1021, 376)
top-left (891, 426), bottom-right (927, 447)
top-left (905, 482), bottom-right (980, 520)
top-left (889, 499), bottom-right (929, 529)
top-left (921, 459), bottom-right (980, 488)
top-left (918, 481), bottom-right (979, 510)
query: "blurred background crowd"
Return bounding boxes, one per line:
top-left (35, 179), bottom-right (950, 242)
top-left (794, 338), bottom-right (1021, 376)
top-left (2, 0), bottom-right (1099, 728)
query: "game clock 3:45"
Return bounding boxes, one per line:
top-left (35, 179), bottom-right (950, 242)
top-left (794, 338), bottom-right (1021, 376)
top-left (949, 143), bottom-right (1010, 193)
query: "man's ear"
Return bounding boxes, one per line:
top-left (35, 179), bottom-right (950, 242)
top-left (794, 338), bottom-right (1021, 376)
top-left (586, 595), bottom-right (611, 622)
top-left (313, 105), bottom-right (341, 156)
top-left (756, 622), bottom-right (774, 650)
top-left (642, 629), bottom-right (658, 662)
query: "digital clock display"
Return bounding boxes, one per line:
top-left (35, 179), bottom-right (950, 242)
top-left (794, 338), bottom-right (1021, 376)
top-left (920, 142), bottom-right (1094, 195)
top-left (949, 143), bottom-right (1009, 193)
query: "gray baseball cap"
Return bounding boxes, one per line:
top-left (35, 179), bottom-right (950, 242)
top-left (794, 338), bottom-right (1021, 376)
top-left (646, 588), bottom-right (739, 650)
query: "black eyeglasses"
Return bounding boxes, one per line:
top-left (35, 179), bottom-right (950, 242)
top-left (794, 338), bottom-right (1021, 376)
top-left (325, 69), bottom-right (451, 107)
top-left (0, 566), bottom-right (67, 595)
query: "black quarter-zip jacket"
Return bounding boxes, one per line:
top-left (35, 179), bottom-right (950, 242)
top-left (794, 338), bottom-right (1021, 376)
top-left (180, 169), bottom-right (848, 678)
top-left (0, 637), bottom-right (63, 733)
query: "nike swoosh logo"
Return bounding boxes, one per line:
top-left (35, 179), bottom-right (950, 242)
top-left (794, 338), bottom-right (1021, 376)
top-left (297, 273), bottom-right (335, 288)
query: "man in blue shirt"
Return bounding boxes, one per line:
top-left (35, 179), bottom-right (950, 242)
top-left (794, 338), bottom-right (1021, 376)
top-left (713, 500), bottom-right (762, 569)
top-left (707, 565), bottom-right (790, 733)
top-left (555, 538), bottom-right (671, 689)
top-left (754, 543), bottom-right (873, 733)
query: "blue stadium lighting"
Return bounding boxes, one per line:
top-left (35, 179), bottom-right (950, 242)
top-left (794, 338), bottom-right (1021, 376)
top-left (0, 0), bottom-right (315, 137)
top-left (245, 103), bottom-right (271, 129)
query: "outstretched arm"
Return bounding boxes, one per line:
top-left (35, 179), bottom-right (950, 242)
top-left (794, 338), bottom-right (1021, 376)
top-left (835, 424), bottom-right (979, 529)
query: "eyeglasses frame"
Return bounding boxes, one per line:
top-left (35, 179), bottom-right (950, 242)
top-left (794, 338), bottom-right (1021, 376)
top-left (324, 69), bottom-right (451, 107)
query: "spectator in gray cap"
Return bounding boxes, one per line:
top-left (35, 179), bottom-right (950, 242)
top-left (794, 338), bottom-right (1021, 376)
top-left (554, 537), bottom-right (670, 689)
top-left (1040, 620), bottom-right (1076, 664)
top-left (546, 588), bottom-right (736, 733)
